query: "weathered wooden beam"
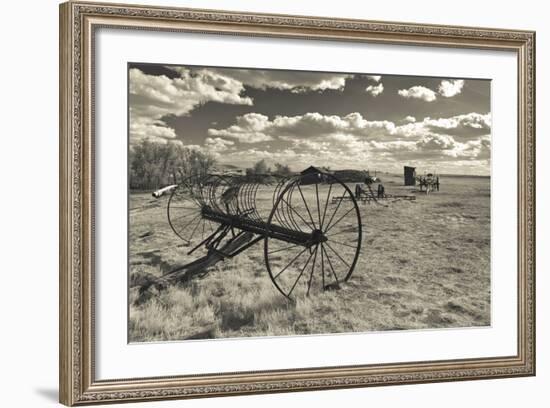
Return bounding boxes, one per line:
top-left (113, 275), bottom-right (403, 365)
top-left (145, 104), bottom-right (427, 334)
top-left (135, 232), bottom-right (255, 304)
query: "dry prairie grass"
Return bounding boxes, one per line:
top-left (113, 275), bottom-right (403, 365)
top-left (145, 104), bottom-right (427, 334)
top-left (128, 174), bottom-right (491, 342)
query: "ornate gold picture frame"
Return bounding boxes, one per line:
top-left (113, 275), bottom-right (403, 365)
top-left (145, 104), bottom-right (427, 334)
top-left (59, 1), bottom-right (535, 405)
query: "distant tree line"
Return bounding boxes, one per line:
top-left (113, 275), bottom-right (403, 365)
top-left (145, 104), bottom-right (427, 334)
top-left (129, 139), bottom-right (215, 190)
top-left (129, 141), bottom-right (299, 191)
top-left (332, 169), bottom-right (368, 183)
top-left (245, 159), bottom-right (293, 178)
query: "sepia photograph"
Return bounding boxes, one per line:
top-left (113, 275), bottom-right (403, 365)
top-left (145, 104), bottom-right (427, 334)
top-left (127, 63), bottom-right (491, 343)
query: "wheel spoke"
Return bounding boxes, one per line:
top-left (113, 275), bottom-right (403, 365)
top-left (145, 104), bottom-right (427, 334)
top-left (325, 242), bottom-right (351, 269)
top-left (170, 211), bottom-right (199, 223)
top-left (325, 206), bottom-right (356, 234)
top-left (315, 183), bottom-right (322, 228)
top-left (322, 244), bottom-right (340, 287)
top-left (266, 174), bottom-right (361, 297)
top-left (323, 186), bottom-right (345, 234)
top-left (187, 215), bottom-right (204, 241)
top-left (273, 246), bottom-right (309, 280)
top-left (296, 183), bottom-right (317, 229)
top-left (321, 243), bottom-right (325, 289)
top-left (286, 187), bottom-right (303, 232)
top-left (176, 213), bottom-right (202, 235)
top-left (306, 245), bottom-right (319, 296)
top-left (325, 226), bottom-right (356, 237)
top-left (288, 248), bottom-right (316, 298)
top-left (174, 193), bottom-right (195, 204)
top-left (281, 198), bottom-right (315, 230)
top-left (268, 243), bottom-right (301, 255)
top-left (320, 183), bottom-right (333, 229)
top-left (327, 239), bottom-right (358, 249)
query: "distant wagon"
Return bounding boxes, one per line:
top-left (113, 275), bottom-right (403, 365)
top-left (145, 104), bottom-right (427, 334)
top-left (417, 173), bottom-right (440, 194)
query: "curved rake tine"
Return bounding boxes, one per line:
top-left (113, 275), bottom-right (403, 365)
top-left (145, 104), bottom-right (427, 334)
top-left (236, 181), bottom-right (246, 215)
top-left (288, 182), bottom-right (311, 232)
top-left (271, 178), bottom-right (283, 211)
top-left (278, 181), bottom-right (297, 230)
top-left (271, 179), bottom-right (284, 225)
top-left (246, 182), bottom-right (261, 221)
top-left (229, 182), bottom-right (241, 214)
top-left (212, 177), bottom-right (227, 214)
top-left (208, 176), bottom-right (218, 212)
top-left (285, 184), bottom-right (302, 232)
top-left (241, 182), bottom-right (252, 217)
top-left (190, 177), bottom-right (204, 207)
top-left (234, 178), bottom-right (244, 214)
top-left (281, 197), bottom-right (315, 231)
top-left (251, 182), bottom-right (262, 221)
top-left (204, 177), bottom-right (214, 209)
top-left (279, 178), bottom-right (296, 229)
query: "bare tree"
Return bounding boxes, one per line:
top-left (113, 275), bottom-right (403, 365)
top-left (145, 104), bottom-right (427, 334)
top-left (252, 159), bottom-right (271, 175)
top-left (274, 162), bottom-right (292, 176)
top-left (129, 139), bottom-right (216, 190)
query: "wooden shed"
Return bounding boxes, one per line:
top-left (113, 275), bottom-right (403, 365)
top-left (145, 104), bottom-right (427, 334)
top-left (300, 165), bottom-right (331, 184)
top-left (404, 166), bottom-right (416, 186)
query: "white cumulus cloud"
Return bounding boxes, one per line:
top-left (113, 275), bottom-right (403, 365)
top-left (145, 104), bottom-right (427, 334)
top-left (169, 66), bottom-right (352, 93)
top-left (129, 67), bottom-right (253, 144)
top-left (438, 79), bottom-right (465, 97)
top-left (366, 83), bottom-right (384, 97)
top-left (207, 113), bottom-right (275, 143)
top-left (398, 86), bottom-right (437, 102)
top-left (366, 75), bottom-right (382, 82)
top-left (423, 112), bottom-right (491, 138)
top-left (208, 111), bottom-right (491, 145)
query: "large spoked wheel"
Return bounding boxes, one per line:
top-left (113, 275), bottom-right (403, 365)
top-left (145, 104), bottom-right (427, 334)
top-left (167, 176), bottom-right (217, 252)
top-left (264, 172), bottom-right (362, 299)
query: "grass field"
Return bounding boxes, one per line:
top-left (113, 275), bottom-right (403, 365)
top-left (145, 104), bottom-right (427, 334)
top-left (128, 173), bottom-right (491, 342)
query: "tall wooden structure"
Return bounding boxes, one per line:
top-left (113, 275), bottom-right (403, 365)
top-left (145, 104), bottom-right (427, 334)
top-left (404, 166), bottom-right (416, 186)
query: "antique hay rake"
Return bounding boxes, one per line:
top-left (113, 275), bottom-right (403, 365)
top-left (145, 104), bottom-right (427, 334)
top-left (163, 171), bottom-right (362, 299)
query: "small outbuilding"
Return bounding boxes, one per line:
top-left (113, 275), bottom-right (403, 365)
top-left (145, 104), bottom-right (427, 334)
top-left (300, 165), bottom-right (331, 184)
top-left (404, 166), bottom-right (416, 186)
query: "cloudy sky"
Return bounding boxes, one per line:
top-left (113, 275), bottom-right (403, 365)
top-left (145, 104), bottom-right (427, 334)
top-left (128, 63), bottom-right (491, 175)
